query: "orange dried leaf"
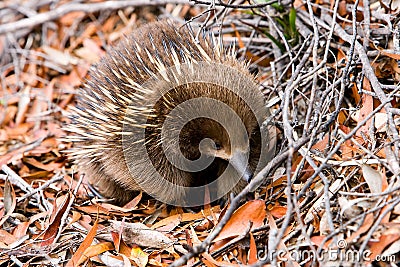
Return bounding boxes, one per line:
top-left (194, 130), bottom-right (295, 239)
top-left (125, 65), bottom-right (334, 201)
top-left (59, 11), bottom-right (85, 26)
top-left (214, 200), bottom-right (266, 242)
top-left (368, 230), bottom-right (400, 262)
top-left (311, 133), bottom-right (329, 152)
top-left (21, 64), bottom-right (38, 87)
top-left (111, 231), bottom-right (122, 252)
top-left (0, 229), bottom-right (17, 245)
top-left (270, 206), bottom-right (287, 219)
top-left (5, 123), bottom-right (33, 138)
top-left (356, 78), bottom-right (373, 137)
top-left (339, 125), bottom-right (354, 160)
top-left (59, 69), bottom-right (83, 88)
top-left (351, 82), bottom-right (361, 103)
top-left (82, 38), bottom-right (104, 61)
top-left (153, 214), bottom-right (182, 230)
top-left (337, 48), bottom-right (346, 62)
top-left (123, 192), bottom-right (142, 210)
top-left (111, 231), bottom-right (134, 258)
top-left (1, 106), bottom-right (17, 126)
top-left (248, 233), bottom-right (257, 264)
top-left (156, 220), bottom-right (180, 233)
top-left (338, 0), bottom-right (348, 17)
top-left (69, 211), bottom-right (82, 226)
top-left (310, 235), bottom-right (333, 249)
top-left (13, 222), bottom-right (30, 239)
top-left (41, 193), bottom-right (71, 247)
top-left (346, 213), bottom-right (374, 243)
top-left (152, 206), bottom-right (220, 229)
top-left (78, 214), bottom-right (94, 231)
top-left (337, 110), bottom-right (348, 124)
top-left (148, 252), bottom-right (163, 266)
top-left (66, 218), bottom-right (99, 267)
top-left (23, 158), bottom-right (53, 172)
top-left (381, 50), bottom-right (400, 60)
top-left (81, 242), bottom-right (114, 263)
top-left (102, 15), bottom-right (120, 33)
top-left (202, 252), bottom-right (236, 266)
top-left (294, 0), bottom-right (305, 9)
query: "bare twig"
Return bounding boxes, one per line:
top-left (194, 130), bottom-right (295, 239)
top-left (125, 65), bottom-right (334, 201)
top-left (323, 15), bottom-right (400, 158)
top-left (17, 172), bottom-right (64, 203)
top-left (1, 164), bottom-right (34, 194)
top-left (190, 0), bottom-right (280, 9)
top-left (0, 0), bottom-right (191, 35)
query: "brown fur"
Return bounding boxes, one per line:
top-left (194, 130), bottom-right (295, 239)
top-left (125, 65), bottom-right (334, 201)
top-left (66, 20), bottom-right (275, 205)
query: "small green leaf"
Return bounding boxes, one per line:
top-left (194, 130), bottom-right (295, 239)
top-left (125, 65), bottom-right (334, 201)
top-left (264, 31), bottom-right (286, 52)
top-left (275, 17), bottom-right (287, 28)
top-left (271, 3), bottom-right (285, 12)
top-left (289, 8), bottom-right (297, 35)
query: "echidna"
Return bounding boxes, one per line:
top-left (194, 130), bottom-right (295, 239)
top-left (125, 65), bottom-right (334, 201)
top-left (66, 20), bottom-right (275, 206)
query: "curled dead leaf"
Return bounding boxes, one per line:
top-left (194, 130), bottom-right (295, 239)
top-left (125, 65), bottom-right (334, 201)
top-left (110, 221), bottom-right (174, 249)
top-left (362, 164), bottom-right (383, 193)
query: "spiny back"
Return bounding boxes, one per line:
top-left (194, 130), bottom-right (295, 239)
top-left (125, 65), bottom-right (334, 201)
top-left (65, 20), bottom-right (274, 206)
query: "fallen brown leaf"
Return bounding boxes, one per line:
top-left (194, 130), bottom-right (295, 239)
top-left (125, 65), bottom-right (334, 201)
top-left (214, 200), bottom-right (266, 243)
top-left (0, 178), bottom-right (16, 227)
top-left (111, 221), bottom-right (174, 248)
top-left (81, 242), bottom-right (114, 263)
top-left (66, 218), bottom-right (99, 267)
top-left (41, 193), bottom-right (71, 247)
top-left (248, 233), bottom-right (257, 264)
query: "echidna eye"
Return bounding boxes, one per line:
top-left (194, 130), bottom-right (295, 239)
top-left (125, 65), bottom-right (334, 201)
top-left (214, 143), bottom-right (222, 150)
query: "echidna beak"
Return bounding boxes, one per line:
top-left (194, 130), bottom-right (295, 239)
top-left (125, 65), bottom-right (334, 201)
top-left (229, 151), bottom-right (253, 183)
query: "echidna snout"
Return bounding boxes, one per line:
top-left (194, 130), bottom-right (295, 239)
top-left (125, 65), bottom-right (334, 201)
top-left (65, 20), bottom-right (276, 206)
top-left (194, 119), bottom-right (254, 182)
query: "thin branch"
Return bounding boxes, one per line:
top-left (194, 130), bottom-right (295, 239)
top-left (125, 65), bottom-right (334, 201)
top-left (17, 172), bottom-right (64, 203)
top-left (190, 0), bottom-right (280, 9)
top-left (0, 0), bottom-right (191, 35)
